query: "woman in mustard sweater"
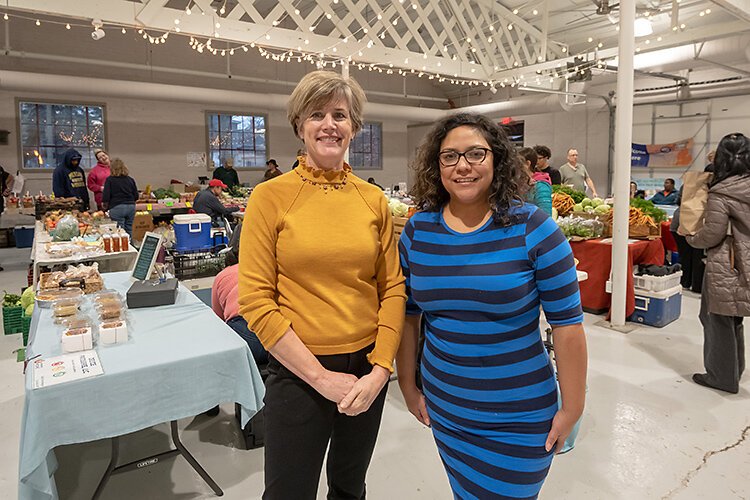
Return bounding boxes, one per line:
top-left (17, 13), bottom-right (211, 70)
top-left (238, 70), bottom-right (406, 499)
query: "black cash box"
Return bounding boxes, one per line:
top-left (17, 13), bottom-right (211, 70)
top-left (126, 278), bottom-right (179, 308)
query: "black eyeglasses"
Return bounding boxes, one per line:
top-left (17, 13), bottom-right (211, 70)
top-left (439, 147), bottom-right (491, 167)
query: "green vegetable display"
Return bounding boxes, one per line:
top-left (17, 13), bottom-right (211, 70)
top-left (3, 292), bottom-right (22, 307)
top-left (629, 198), bottom-right (667, 223)
top-left (552, 185), bottom-right (586, 204)
top-left (153, 188), bottom-right (181, 200)
top-left (21, 286), bottom-right (35, 309)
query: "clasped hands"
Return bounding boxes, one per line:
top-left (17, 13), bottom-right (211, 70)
top-left (314, 365), bottom-right (390, 417)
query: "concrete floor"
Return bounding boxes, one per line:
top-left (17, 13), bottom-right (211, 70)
top-left (1, 246), bottom-right (748, 499)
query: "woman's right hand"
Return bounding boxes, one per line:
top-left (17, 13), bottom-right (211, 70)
top-left (401, 384), bottom-right (430, 426)
top-left (313, 370), bottom-right (358, 404)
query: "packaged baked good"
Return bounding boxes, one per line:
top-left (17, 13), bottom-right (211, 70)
top-left (99, 320), bottom-right (128, 345)
top-left (96, 303), bottom-right (122, 320)
top-left (62, 324), bottom-right (93, 352)
top-left (53, 298), bottom-right (81, 319)
top-left (36, 288), bottom-right (83, 308)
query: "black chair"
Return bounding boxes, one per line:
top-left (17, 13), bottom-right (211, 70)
top-left (235, 362), bottom-right (269, 449)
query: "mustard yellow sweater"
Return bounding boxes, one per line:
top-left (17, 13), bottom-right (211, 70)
top-left (238, 161), bottom-right (406, 371)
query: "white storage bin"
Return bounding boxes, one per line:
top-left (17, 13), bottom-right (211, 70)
top-left (633, 271), bottom-right (682, 292)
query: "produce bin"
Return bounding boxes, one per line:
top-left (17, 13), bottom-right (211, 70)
top-left (14, 226), bottom-right (34, 248)
top-left (629, 285), bottom-right (682, 327)
top-left (633, 271), bottom-right (682, 293)
top-left (3, 305), bottom-right (23, 334)
top-left (173, 249), bottom-right (226, 280)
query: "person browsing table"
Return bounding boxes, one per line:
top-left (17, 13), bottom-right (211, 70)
top-left (193, 179), bottom-right (238, 223)
top-left (238, 70), bottom-right (406, 500)
top-left (560, 148), bottom-right (598, 197)
top-left (101, 158), bottom-right (138, 236)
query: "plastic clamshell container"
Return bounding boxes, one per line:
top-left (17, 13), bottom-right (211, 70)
top-left (99, 320), bottom-right (128, 345)
top-left (62, 325), bottom-right (93, 352)
top-left (36, 288), bottom-right (84, 308)
top-left (95, 302), bottom-right (123, 321)
top-left (52, 298), bottom-right (81, 320)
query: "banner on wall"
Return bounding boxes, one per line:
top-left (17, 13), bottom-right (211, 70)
top-left (632, 138), bottom-right (694, 167)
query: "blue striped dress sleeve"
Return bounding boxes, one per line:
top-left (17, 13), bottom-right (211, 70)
top-left (398, 218), bottom-right (422, 316)
top-left (525, 207), bottom-right (583, 326)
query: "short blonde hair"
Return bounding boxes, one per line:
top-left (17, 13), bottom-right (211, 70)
top-left (109, 158), bottom-right (129, 177)
top-left (287, 70), bottom-right (366, 138)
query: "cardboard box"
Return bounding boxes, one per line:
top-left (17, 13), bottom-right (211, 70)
top-left (185, 185), bottom-right (202, 193)
top-left (132, 213), bottom-right (154, 243)
top-left (170, 183), bottom-right (186, 194)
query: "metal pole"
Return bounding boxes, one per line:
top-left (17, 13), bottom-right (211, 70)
top-left (610, 0), bottom-right (636, 327)
top-left (342, 60), bottom-right (350, 164)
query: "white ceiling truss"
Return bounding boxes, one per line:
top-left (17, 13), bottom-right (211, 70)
top-left (4, 0), bottom-right (750, 92)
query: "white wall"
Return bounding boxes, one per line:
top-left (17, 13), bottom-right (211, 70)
top-left (0, 89), bottom-right (411, 195)
top-left (630, 94), bottom-right (750, 193)
top-left (405, 105), bottom-right (612, 196)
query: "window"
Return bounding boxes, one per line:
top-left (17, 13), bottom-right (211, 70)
top-left (19, 101), bottom-right (105, 170)
top-left (349, 122), bottom-right (382, 169)
top-left (207, 112), bottom-right (267, 168)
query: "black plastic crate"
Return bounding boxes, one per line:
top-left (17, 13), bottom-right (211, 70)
top-left (173, 250), bottom-right (226, 280)
top-left (35, 199), bottom-right (85, 220)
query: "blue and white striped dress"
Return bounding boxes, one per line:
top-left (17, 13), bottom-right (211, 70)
top-left (398, 205), bottom-right (583, 500)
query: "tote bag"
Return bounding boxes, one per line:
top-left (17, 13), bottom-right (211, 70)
top-left (678, 171), bottom-right (713, 236)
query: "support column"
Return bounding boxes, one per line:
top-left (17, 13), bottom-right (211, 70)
top-left (610, 1), bottom-right (636, 327)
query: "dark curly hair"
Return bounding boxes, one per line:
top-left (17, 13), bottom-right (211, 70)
top-left (410, 113), bottom-right (529, 227)
top-left (712, 132), bottom-right (750, 187)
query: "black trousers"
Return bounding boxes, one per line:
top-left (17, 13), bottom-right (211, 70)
top-left (699, 284), bottom-right (746, 393)
top-left (672, 232), bottom-right (705, 292)
top-left (263, 345), bottom-right (388, 500)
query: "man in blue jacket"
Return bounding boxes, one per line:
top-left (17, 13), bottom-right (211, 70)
top-left (52, 148), bottom-right (90, 210)
top-left (650, 178), bottom-right (678, 205)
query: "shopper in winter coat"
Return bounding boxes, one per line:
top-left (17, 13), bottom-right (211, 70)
top-left (519, 147), bottom-right (553, 216)
top-left (87, 149), bottom-right (111, 210)
top-left (687, 132), bottom-right (750, 394)
top-left (52, 148), bottom-right (89, 210)
top-left (102, 158), bottom-right (139, 236)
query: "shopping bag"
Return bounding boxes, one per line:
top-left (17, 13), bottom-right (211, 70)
top-left (678, 171), bottom-right (713, 236)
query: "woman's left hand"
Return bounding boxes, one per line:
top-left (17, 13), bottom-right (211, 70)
top-left (337, 365), bottom-right (390, 417)
top-left (545, 408), bottom-right (581, 453)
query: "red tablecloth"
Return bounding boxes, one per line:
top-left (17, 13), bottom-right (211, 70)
top-left (570, 238), bottom-right (665, 317)
top-left (661, 221), bottom-right (677, 253)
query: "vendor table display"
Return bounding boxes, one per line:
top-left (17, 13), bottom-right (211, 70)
top-left (31, 222), bottom-right (138, 285)
top-left (660, 221), bottom-right (678, 253)
top-left (19, 271), bottom-right (265, 500)
top-left (570, 238), bottom-right (665, 316)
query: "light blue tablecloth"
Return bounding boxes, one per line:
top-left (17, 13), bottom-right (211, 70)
top-left (18, 272), bottom-right (265, 500)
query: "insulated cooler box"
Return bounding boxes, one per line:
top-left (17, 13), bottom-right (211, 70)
top-left (173, 214), bottom-right (212, 252)
top-left (629, 285), bottom-right (682, 327)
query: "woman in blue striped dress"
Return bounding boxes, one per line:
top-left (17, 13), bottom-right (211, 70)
top-left (396, 113), bottom-right (588, 499)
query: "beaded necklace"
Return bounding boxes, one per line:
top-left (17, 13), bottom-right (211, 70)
top-left (294, 156), bottom-right (351, 193)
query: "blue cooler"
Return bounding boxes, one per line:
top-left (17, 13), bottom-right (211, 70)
top-left (173, 214), bottom-right (212, 252)
top-left (629, 285), bottom-right (682, 327)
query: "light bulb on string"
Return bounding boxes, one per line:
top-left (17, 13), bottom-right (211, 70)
top-left (65, 23), bottom-right (70, 29)
top-left (121, 28), bottom-right (126, 34)
top-left (3, 13), bottom-right (8, 21)
top-left (35, 19), bottom-right (40, 26)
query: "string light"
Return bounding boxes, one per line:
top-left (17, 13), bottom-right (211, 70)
top-left (35, 19), bottom-right (40, 26)
top-left (121, 28), bottom-right (126, 34)
top-left (65, 23), bottom-right (70, 29)
top-left (3, 13), bottom-right (8, 21)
